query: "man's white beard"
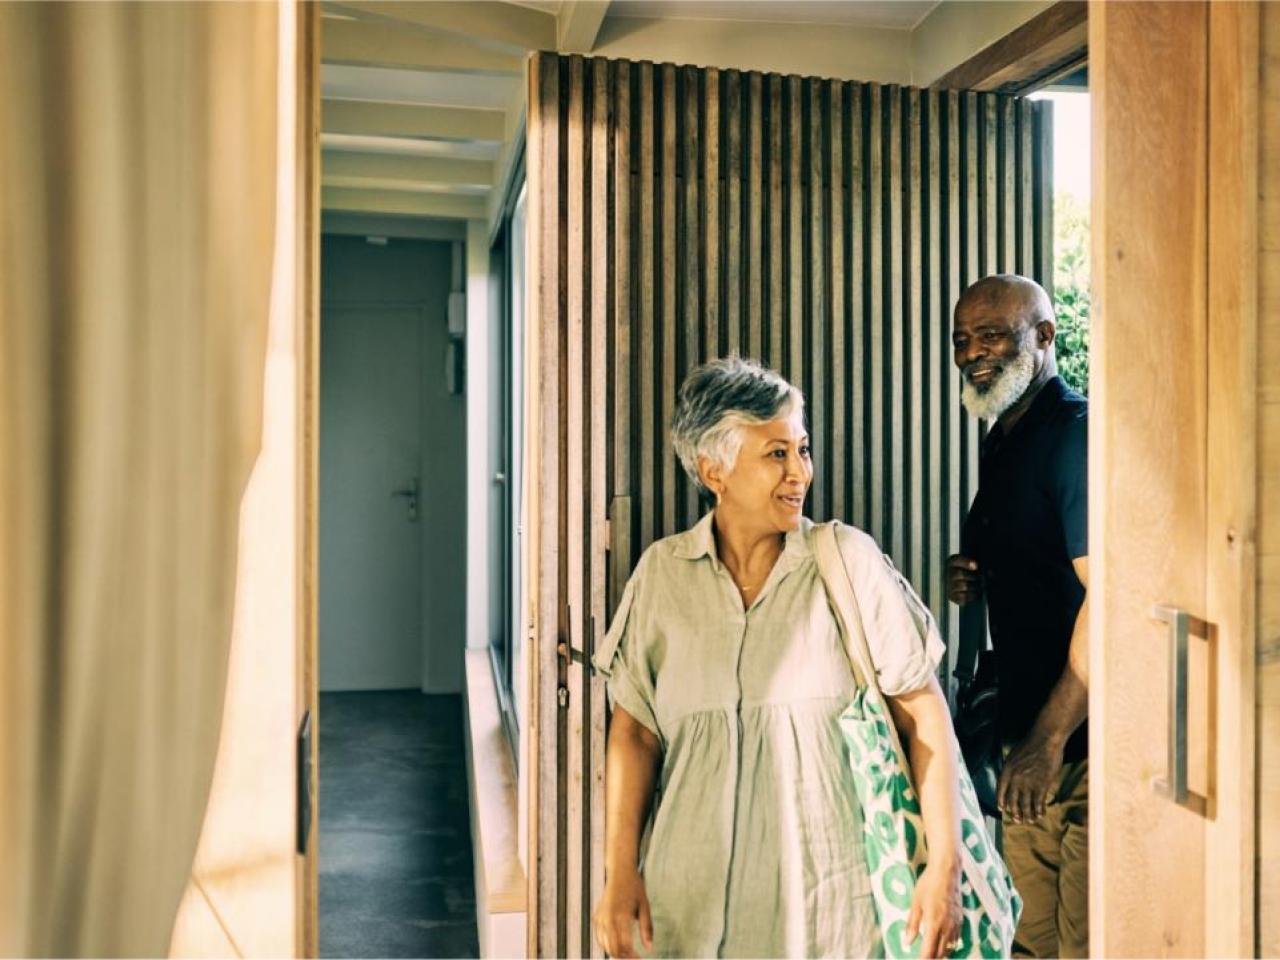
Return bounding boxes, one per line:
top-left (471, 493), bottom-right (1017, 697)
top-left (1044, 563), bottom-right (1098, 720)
top-left (961, 347), bottom-right (1036, 422)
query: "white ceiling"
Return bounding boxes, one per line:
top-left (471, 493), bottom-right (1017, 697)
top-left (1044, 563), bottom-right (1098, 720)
top-left (321, 65), bottom-right (519, 111)
top-left (608, 1), bottom-right (939, 30)
top-left (317, 0), bottom-right (959, 223)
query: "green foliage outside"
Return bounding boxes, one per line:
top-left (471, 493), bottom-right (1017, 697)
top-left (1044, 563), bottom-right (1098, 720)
top-left (1053, 192), bottom-right (1091, 396)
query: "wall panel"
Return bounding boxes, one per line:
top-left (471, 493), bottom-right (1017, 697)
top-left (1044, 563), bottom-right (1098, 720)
top-left (527, 51), bottom-right (1051, 956)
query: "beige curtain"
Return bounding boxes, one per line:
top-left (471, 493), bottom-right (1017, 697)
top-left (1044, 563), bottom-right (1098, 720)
top-left (0, 3), bottom-right (280, 956)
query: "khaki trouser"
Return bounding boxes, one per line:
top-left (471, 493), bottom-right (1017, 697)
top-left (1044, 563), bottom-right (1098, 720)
top-left (1001, 759), bottom-right (1089, 959)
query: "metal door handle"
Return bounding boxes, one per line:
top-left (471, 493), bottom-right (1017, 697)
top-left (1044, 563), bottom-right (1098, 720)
top-left (1151, 604), bottom-right (1207, 816)
top-left (391, 478), bottom-right (419, 522)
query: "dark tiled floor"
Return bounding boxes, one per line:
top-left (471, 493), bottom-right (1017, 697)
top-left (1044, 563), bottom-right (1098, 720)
top-left (320, 691), bottom-right (480, 959)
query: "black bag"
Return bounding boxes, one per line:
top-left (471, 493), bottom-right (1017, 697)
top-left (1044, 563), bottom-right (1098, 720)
top-left (952, 593), bottom-right (1002, 818)
top-left (953, 647), bottom-right (1002, 819)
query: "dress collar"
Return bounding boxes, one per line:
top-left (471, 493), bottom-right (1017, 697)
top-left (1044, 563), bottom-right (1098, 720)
top-left (671, 510), bottom-right (813, 573)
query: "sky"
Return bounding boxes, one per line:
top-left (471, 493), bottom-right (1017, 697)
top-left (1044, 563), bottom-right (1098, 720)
top-left (1029, 90), bottom-right (1090, 202)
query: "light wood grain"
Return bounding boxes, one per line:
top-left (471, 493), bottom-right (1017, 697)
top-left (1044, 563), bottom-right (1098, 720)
top-left (1090, 3), bottom-right (1210, 954)
top-left (1203, 3), bottom-right (1259, 954)
top-left (587, 55), bottom-right (610, 960)
top-left (564, 55), bottom-right (586, 960)
top-left (809, 79), bottom-right (828, 520)
top-left (661, 65), bottom-right (678, 536)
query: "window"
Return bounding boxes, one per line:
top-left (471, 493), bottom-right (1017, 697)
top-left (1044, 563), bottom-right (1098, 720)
top-left (490, 171), bottom-right (527, 752)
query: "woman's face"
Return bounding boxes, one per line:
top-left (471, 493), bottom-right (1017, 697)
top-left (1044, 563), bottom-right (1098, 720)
top-left (703, 410), bottom-right (813, 533)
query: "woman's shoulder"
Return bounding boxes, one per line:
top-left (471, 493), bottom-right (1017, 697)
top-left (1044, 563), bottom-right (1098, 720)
top-left (824, 519), bottom-right (883, 565)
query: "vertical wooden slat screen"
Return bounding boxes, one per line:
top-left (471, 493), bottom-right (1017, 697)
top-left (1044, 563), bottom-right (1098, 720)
top-left (527, 52), bottom-right (1052, 957)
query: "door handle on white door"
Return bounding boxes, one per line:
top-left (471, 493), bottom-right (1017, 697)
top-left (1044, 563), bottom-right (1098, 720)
top-left (392, 478), bottom-right (419, 522)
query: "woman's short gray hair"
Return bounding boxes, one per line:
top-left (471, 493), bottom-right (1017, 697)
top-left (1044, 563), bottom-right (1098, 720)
top-left (671, 357), bottom-right (804, 496)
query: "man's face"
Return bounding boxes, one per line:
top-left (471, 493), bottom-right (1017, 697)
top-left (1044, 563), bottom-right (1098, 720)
top-left (952, 293), bottom-right (1046, 420)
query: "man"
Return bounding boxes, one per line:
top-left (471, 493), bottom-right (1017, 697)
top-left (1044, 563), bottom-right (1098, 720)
top-left (946, 275), bottom-right (1089, 958)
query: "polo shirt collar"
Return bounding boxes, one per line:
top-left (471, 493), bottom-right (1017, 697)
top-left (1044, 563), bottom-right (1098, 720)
top-left (987, 375), bottom-right (1068, 448)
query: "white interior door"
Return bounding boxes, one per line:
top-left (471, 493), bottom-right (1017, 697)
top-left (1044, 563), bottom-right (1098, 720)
top-left (320, 305), bottom-right (424, 691)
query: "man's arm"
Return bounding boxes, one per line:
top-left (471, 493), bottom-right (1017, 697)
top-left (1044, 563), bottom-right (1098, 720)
top-left (996, 556), bottom-right (1088, 823)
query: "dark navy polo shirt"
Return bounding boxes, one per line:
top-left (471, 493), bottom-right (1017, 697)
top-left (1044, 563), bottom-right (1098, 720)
top-left (961, 376), bottom-right (1089, 762)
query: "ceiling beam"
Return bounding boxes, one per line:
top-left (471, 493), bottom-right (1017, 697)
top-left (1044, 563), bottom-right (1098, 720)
top-left (557, 1), bottom-right (610, 54)
top-left (323, 187), bottom-right (488, 220)
top-left (322, 17), bottom-right (523, 75)
top-left (330, 1), bottom-right (555, 53)
top-left (323, 152), bottom-right (494, 187)
top-left (322, 100), bottom-right (506, 142)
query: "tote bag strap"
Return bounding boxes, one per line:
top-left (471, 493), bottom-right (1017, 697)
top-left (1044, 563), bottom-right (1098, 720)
top-left (817, 523), bottom-right (1017, 936)
top-left (813, 521), bottom-right (912, 776)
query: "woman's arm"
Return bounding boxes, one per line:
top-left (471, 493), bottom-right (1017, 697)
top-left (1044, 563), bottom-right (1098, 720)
top-left (593, 706), bottom-right (663, 959)
top-left (887, 674), bottom-right (964, 960)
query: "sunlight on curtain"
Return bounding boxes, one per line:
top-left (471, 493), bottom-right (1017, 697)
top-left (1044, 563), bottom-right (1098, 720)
top-left (0, 3), bottom-right (281, 954)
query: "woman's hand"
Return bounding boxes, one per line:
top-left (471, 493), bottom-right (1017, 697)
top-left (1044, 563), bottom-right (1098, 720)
top-left (592, 870), bottom-right (654, 958)
top-left (906, 857), bottom-right (963, 958)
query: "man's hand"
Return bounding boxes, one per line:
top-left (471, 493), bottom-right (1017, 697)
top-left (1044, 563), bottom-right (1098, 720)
top-left (593, 869), bottom-right (654, 958)
top-left (997, 735), bottom-right (1064, 823)
top-left (945, 555), bottom-right (982, 606)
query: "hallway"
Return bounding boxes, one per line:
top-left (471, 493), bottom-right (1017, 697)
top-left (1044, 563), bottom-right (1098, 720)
top-left (320, 692), bottom-right (479, 959)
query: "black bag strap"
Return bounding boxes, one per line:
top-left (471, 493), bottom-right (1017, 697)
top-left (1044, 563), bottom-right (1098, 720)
top-left (954, 596), bottom-right (987, 688)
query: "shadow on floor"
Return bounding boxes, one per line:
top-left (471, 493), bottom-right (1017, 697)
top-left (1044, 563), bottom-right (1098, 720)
top-left (320, 691), bottom-right (479, 959)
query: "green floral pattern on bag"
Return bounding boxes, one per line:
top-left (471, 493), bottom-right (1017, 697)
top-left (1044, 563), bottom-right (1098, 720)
top-left (841, 689), bottom-right (1022, 959)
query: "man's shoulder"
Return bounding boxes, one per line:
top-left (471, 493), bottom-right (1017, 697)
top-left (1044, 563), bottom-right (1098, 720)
top-left (1042, 381), bottom-right (1088, 435)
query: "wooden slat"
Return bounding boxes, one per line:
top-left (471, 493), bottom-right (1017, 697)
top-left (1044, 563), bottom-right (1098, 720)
top-left (963, 92), bottom-right (981, 520)
top-left (907, 87), bottom-right (925, 591)
top-left (1000, 96), bottom-right (1017, 272)
top-left (829, 80), bottom-right (847, 523)
top-left (563, 57), bottom-right (586, 960)
top-left (704, 68), bottom-right (721, 358)
top-left (945, 90), bottom-right (964, 651)
top-left (682, 65), bottom-right (702, 526)
top-left (850, 83), bottom-right (867, 530)
top-left (529, 51), bottom-right (561, 960)
top-left (1018, 100), bottom-right (1034, 275)
top-left (1035, 99), bottom-right (1055, 294)
top-left (926, 90), bottom-right (945, 623)
top-left (888, 86), bottom-right (905, 563)
top-left (638, 62), bottom-right (656, 552)
top-left (983, 95), bottom-right (999, 275)
top-left (586, 56), bottom-right (609, 960)
top-left (612, 59), bottom-right (632, 582)
top-left (748, 72), bottom-right (764, 361)
top-left (809, 79), bottom-right (828, 519)
top-left (867, 83), bottom-right (886, 545)
top-left (661, 64), bottom-right (678, 538)
top-left (787, 75), bottom-right (804, 387)
top-left (726, 70), bottom-right (743, 355)
top-left (768, 74), bottom-right (784, 370)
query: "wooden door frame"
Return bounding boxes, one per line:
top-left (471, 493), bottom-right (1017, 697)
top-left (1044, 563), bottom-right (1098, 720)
top-left (297, 1), bottom-right (322, 956)
top-left (1202, 3), bottom-right (1259, 955)
top-left (1089, 1), bottom-right (1258, 955)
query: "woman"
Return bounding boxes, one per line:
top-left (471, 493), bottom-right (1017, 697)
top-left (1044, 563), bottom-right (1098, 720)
top-left (591, 357), bottom-right (966, 959)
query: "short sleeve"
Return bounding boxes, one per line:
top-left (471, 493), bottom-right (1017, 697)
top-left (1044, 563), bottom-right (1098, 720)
top-left (1050, 414), bottom-right (1088, 559)
top-left (837, 526), bottom-right (946, 697)
top-left (590, 557), bottom-right (662, 740)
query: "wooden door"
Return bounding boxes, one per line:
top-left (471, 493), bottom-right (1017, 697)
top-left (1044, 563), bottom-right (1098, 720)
top-left (1090, 2), bottom-right (1257, 955)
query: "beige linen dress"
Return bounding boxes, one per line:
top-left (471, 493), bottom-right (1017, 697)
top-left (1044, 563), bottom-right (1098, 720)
top-left (593, 513), bottom-right (946, 959)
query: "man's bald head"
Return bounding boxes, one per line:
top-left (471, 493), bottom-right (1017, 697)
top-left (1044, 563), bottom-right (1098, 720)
top-left (951, 274), bottom-right (1058, 422)
top-left (955, 274), bottom-right (1053, 329)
